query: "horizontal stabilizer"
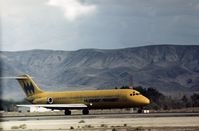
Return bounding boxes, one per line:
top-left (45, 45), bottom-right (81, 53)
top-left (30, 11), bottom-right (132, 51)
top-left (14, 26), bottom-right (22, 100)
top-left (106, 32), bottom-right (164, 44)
top-left (0, 76), bottom-right (33, 79)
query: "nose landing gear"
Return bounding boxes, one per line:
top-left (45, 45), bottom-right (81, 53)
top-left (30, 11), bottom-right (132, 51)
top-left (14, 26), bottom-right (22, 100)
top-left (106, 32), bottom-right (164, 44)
top-left (137, 107), bottom-right (150, 113)
top-left (137, 107), bottom-right (143, 113)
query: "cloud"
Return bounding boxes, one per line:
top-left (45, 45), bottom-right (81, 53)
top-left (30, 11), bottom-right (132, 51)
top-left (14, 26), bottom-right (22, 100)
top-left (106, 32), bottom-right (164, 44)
top-left (1, 0), bottom-right (199, 51)
top-left (47, 0), bottom-right (96, 21)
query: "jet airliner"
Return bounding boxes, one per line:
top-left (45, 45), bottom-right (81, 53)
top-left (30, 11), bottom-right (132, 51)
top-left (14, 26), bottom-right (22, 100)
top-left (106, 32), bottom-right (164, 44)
top-left (17, 74), bottom-right (150, 115)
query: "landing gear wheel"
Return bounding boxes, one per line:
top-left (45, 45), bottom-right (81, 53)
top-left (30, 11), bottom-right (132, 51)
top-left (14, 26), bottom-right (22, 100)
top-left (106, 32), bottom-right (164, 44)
top-left (138, 109), bottom-right (142, 113)
top-left (82, 108), bottom-right (89, 115)
top-left (64, 109), bottom-right (71, 115)
top-left (138, 107), bottom-right (143, 113)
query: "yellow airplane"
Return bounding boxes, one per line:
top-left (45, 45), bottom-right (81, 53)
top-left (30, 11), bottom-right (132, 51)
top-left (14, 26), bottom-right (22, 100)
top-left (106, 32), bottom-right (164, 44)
top-left (16, 74), bottom-right (150, 115)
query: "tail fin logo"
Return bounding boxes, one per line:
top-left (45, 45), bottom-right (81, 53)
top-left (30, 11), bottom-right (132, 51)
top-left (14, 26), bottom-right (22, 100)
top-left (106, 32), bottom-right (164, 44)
top-left (21, 80), bottom-right (35, 95)
top-left (17, 74), bottom-right (43, 97)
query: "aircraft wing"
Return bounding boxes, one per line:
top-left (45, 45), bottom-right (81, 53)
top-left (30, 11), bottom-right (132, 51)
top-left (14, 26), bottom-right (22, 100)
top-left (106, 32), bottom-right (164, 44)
top-left (17, 104), bottom-right (87, 110)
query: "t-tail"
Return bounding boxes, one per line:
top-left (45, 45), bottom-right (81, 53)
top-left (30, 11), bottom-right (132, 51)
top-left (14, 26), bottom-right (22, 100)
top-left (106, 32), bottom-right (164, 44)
top-left (16, 74), bottom-right (43, 97)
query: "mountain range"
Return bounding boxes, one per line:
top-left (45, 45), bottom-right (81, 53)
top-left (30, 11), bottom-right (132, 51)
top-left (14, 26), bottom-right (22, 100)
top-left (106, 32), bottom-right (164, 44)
top-left (1, 45), bottom-right (199, 100)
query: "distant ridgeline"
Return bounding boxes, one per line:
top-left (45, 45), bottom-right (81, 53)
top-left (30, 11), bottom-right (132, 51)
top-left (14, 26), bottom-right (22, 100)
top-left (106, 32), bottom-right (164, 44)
top-left (1, 45), bottom-right (199, 100)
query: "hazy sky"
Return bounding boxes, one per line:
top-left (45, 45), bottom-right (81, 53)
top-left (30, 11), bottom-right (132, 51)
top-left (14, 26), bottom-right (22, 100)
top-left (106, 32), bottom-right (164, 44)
top-left (1, 0), bottom-right (199, 51)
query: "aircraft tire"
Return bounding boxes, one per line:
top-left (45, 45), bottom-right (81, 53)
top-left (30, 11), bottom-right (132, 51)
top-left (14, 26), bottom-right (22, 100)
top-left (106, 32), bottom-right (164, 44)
top-left (64, 109), bottom-right (71, 115)
top-left (138, 109), bottom-right (142, 113)
top-left (138, 107), bottom-right (143, 113)
top-left (82, 108), bottom-right (89, 115)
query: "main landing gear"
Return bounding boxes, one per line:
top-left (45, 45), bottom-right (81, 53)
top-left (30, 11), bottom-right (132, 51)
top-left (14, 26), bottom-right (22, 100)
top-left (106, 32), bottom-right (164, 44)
top-left (64, 108), bottom-right (89, 115)
top-left (137, 107), bottom-right (150, 113)
top-left (64, 109), bottom-right (71, 115)
top-left (82, 108), bottom-right (89, 115)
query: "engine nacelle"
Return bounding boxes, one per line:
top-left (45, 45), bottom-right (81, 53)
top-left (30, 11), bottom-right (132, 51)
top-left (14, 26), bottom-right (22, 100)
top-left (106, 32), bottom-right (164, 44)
top-left (47, 97), bottom-right (53, 104)
top-left (33, 97), bottom-right (54, 104)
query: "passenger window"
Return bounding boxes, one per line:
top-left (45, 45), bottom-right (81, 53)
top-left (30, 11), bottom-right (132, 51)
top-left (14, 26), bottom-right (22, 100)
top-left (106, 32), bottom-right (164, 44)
top-left (136, 93), bottom-right (139, 95)
top-left (130, 94), bottom-right (132, 96)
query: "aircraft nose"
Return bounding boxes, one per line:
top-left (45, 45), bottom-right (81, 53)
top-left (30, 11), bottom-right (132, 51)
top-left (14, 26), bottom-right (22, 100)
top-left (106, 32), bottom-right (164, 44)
top-left (143, 97), bottom-right (150, 105)
top-left (144, 97), bottom-right (150, 105)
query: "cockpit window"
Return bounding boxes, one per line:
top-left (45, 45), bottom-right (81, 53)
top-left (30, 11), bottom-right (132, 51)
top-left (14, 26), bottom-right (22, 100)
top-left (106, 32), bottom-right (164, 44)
top-left (131, 91), bottom-right (141, 96)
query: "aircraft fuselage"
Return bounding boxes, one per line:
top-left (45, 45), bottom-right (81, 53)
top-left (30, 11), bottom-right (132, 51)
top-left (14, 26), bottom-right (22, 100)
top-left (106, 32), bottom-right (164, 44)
top-left (28, 89), bottom-right (150, 109)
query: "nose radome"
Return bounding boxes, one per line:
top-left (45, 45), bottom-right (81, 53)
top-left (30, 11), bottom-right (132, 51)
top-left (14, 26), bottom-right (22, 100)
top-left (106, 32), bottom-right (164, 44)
top-left (144, 97), bottom-right (150, 105)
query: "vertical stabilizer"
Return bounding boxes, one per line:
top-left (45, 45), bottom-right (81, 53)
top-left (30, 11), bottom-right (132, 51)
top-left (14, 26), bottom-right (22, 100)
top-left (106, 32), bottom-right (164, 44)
top-left (16, 74), bottom-right (43, 97)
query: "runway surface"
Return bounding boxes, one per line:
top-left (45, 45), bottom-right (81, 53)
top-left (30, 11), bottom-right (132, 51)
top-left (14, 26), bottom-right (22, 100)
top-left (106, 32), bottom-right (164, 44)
top-left (1, 112), bottom-right (199, 121)
top-left (1, 112), bottom-right (199, 130)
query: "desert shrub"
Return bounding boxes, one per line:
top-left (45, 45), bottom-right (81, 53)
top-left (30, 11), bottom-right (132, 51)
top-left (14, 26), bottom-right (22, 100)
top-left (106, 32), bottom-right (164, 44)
top-left (101, 124), bottom-right (108, 128)
top-left (79, 120), bottom-right (85, 123)
top-left (19, 124), bottom-right (27, 129)
top-left (11, 126), bottom-right (19, 129)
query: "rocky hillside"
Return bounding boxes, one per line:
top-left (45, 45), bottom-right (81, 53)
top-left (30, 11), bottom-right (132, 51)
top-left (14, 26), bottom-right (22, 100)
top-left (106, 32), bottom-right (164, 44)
top-left (1, 45), bottom-right (199, 100)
